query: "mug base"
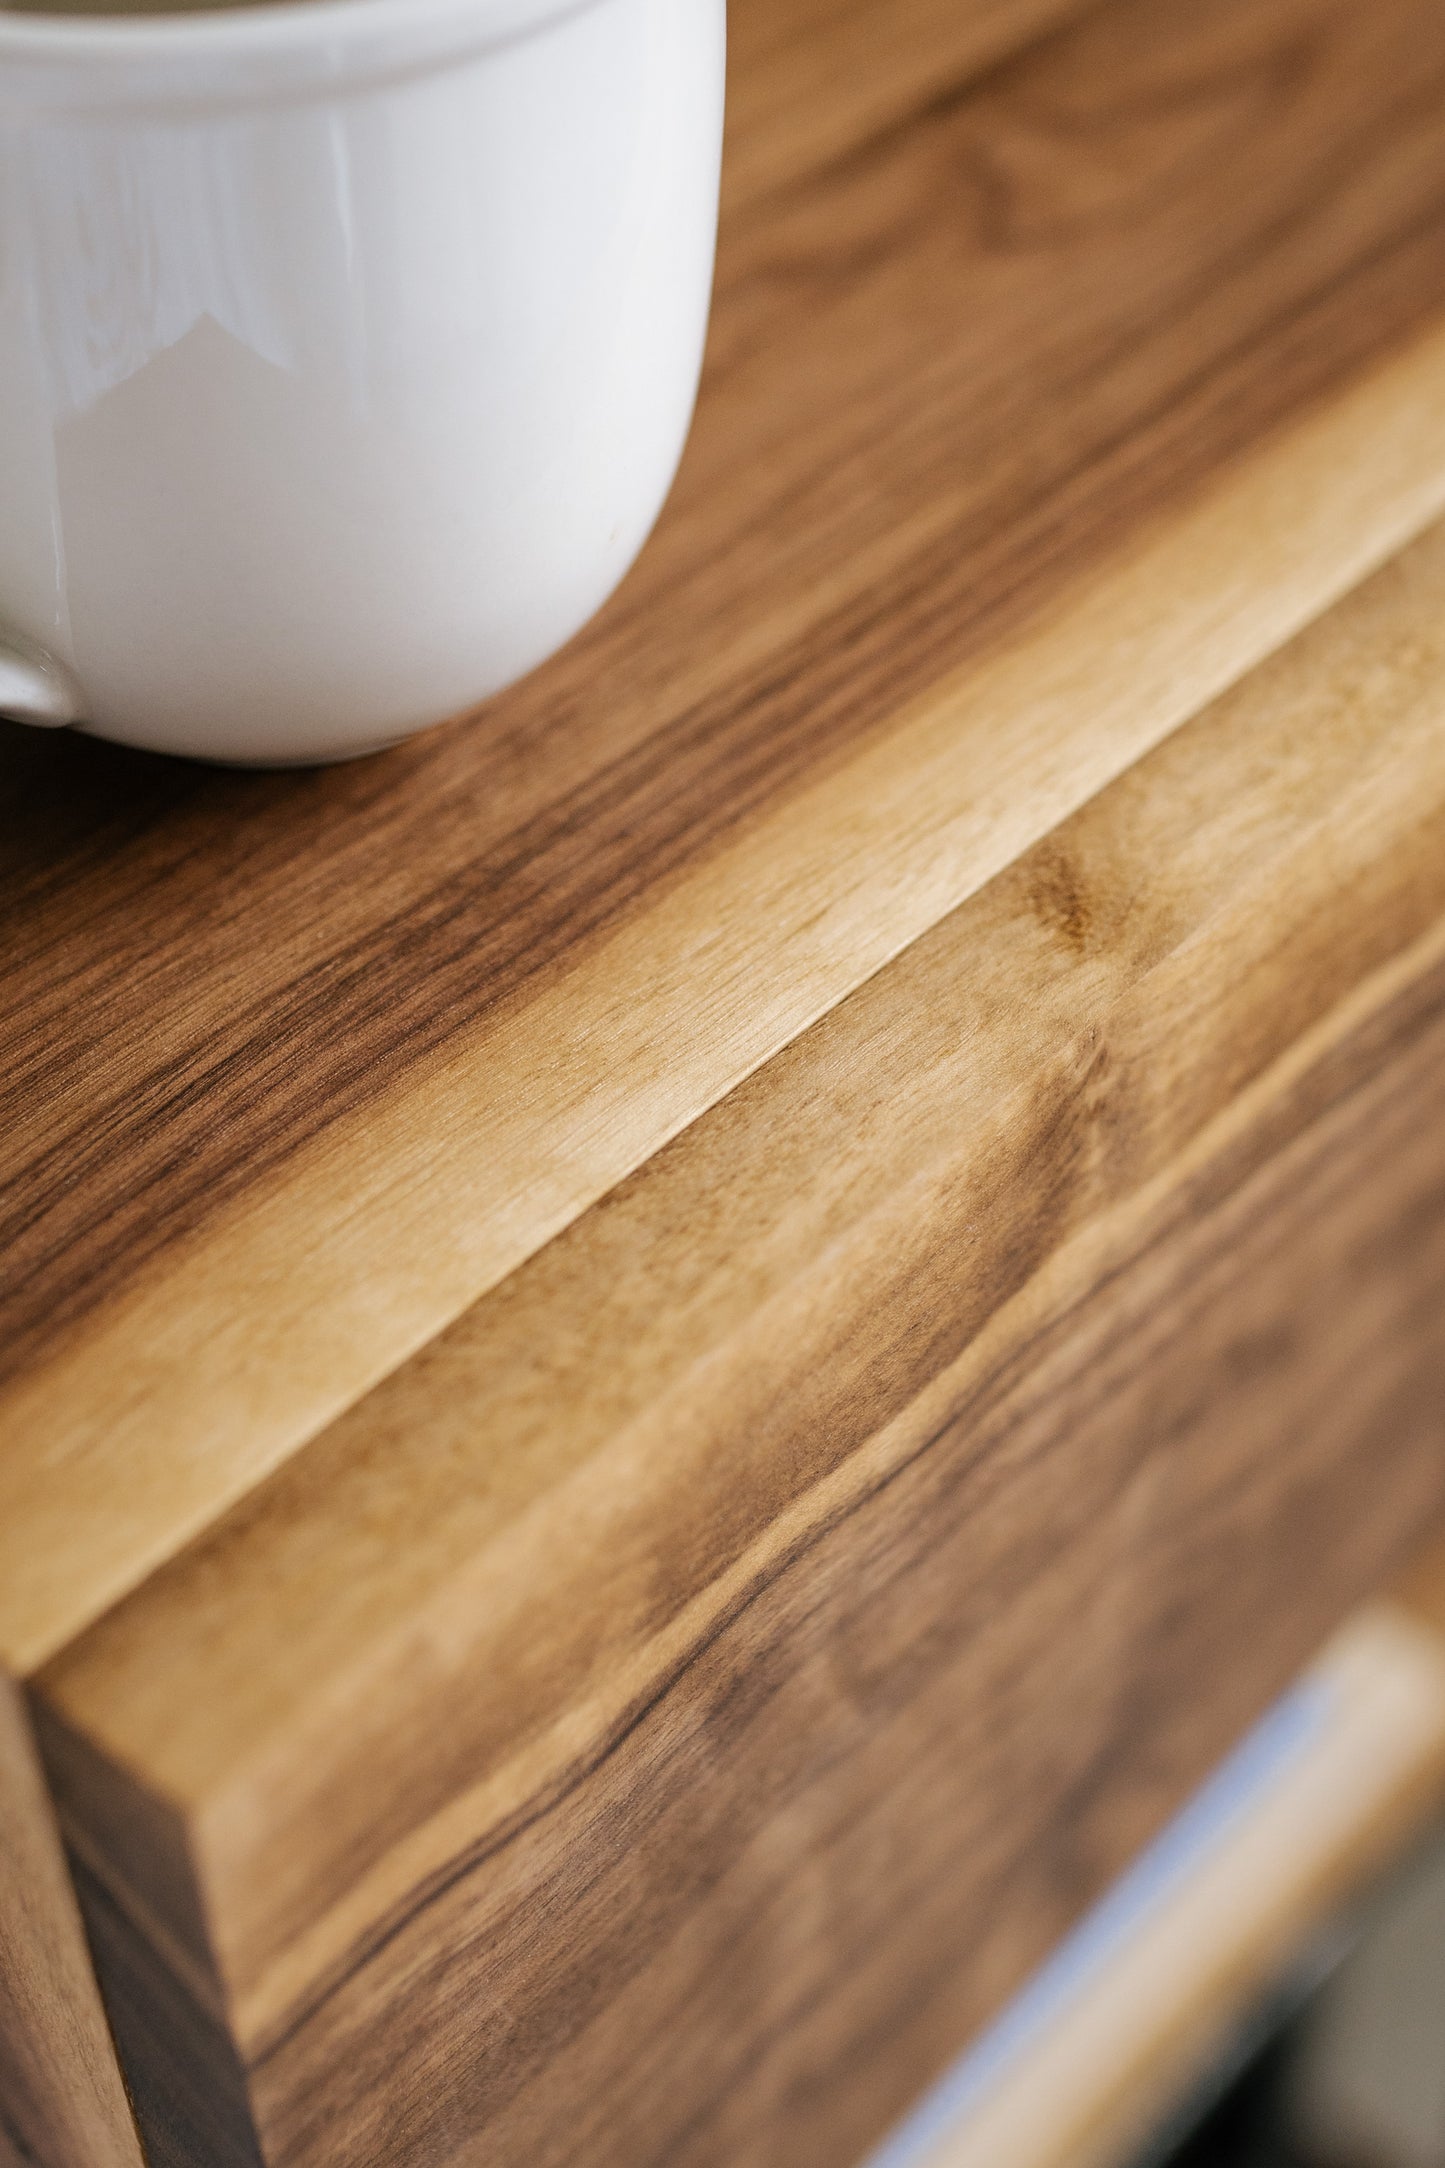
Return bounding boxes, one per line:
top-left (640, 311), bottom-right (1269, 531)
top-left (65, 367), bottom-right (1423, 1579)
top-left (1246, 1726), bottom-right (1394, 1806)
top-left (206, 738), bottom-right (410, 770)
top-left (72, 723), bottom-right (412, 770)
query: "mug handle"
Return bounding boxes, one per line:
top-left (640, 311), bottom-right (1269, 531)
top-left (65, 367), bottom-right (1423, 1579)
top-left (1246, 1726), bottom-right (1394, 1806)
top-left (0, 628), bottom-right (84, 729)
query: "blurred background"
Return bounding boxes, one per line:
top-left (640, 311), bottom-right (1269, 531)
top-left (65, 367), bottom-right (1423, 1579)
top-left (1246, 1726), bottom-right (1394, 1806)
top-left (1138, 1830), bottom-right (1445, 2168)
top-left (867, 1561), bottom-right (1445, 2168)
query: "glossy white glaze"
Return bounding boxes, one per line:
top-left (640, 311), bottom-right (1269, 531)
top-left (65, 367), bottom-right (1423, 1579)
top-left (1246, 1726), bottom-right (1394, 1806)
top-left (0, 0), bottom-right (724, 761)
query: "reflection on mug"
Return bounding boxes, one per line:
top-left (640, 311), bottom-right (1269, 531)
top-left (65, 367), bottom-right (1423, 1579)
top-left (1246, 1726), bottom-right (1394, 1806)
top-left (0, 0), bottom-right (725, 762)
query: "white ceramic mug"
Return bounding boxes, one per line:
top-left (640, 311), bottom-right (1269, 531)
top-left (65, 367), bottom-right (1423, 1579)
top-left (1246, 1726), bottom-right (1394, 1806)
top-left (0, 0), bottom-right (724, 762)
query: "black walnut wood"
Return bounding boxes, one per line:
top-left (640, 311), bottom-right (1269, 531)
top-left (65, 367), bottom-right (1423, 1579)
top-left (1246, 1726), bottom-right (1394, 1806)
top-left (8, 0), bottom-right (1445, 1431)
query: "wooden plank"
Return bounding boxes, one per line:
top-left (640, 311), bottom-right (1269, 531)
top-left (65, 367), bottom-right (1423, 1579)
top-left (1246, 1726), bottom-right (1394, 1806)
top-left (13, 0), bottom-right (1445, 1671)
top-left (29, 511), bottom-right (1445, 2168)
top-left (0, 1677), bottom-right (141, 2168)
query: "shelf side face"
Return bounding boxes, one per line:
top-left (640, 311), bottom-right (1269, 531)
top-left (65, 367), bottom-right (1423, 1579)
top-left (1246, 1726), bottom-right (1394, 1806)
top-left (0, 1677), bottom-right (141, 2168)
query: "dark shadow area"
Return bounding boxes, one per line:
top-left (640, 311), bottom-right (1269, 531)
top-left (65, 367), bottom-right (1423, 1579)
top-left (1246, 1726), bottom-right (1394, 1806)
top-left (1136, 1830), bottom-right (1445, 2168)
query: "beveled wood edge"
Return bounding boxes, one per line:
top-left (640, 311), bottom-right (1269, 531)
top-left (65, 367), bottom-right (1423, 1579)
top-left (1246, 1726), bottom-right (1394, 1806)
top-left (0, 1673), bottom-right (142, 2168)
top-left (9, 313), bottom-right (1445, 1676)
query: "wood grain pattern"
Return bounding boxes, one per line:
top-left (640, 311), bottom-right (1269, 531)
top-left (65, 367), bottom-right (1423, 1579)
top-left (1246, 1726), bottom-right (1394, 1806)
top-left (38, 947), bottom-right (1445, 2168)
top-left (11, 1), bottom-right (1445, 2159)
top-left (0, 1679), bottom-right (141, 2168)
top-left (14, 0), bottom-right (1445, 1673)
top-left (30, 509), bottom-right (1445, 2168)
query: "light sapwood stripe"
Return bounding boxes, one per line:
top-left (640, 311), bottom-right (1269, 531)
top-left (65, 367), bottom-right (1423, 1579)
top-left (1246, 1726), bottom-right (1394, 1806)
top-left (0, 1676), bottom-right (141, 2168)
top-left (8, 321), bottom-right (1445, 1677)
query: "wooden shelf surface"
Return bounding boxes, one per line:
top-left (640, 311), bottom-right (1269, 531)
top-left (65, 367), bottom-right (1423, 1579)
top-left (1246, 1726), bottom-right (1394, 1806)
top-left (5, 1), bottom-right (1445, 2165)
